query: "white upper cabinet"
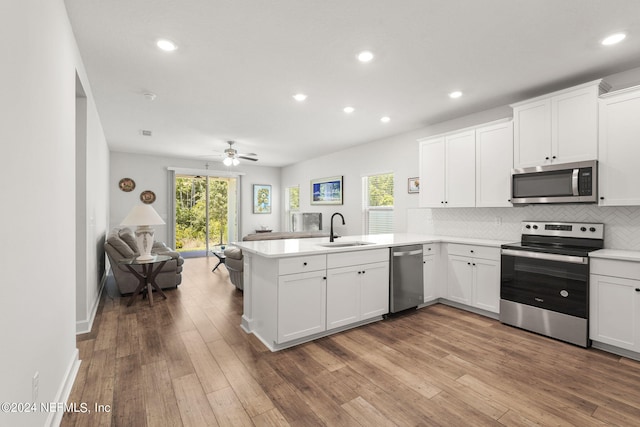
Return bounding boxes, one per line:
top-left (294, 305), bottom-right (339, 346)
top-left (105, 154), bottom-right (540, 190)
top-left (512, 80), bottom-right (610, 168)
top-left (419, 119), bottom-right (512, 209)
top-left (475, 121), bottom-right (513, 207)
top-left (598, 85), bottom-right (640, 206)
top-left (419, 136), bottom-right (446, 207)
top-left (418, 131), bottom-right (475, 208)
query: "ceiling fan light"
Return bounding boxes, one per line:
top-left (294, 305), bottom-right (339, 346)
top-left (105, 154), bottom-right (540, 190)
top-left (232, 158), bottom-right (240, 166)
top-left (223, 157), bottom-right (233, 166)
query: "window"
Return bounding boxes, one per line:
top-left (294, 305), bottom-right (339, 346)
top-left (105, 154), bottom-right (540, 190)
top-left (285, 185), bottom-right (300, 231)
top-left (363, 173), bottom-right (394, 234)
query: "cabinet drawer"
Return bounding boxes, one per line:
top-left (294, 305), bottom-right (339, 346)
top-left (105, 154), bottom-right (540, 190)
top-left (423, 243), bottom-right (439, 255)
top-left (327, 248), bottom-right (389, 269)
top-left (279, 254), bottom-right (326, 275)
top-left (591, 258), bottom-right (640, 280)
top-left (447, 243), bottom-right (499, 260)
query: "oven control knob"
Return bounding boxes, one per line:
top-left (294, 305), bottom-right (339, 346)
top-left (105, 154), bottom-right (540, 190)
top-left (560, 290), bottom-right (569, 298)
top-left (580, 227), bottom-right (587, 232)
top-left (525, 225), bottom-right (531, 229)
top-left (590, 227), bottom-right (596, 232)
top-left (532, 225), bottom-right (538, 230)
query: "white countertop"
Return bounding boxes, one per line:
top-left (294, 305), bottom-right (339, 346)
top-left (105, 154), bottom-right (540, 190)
top-left (590, 249), bottom-right (640, 262)
top-left (232, 233), bottom-right (511, 258)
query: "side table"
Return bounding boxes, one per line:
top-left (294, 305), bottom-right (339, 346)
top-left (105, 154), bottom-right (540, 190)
top-left (119, 254), bottom-right (172, 306)
top-left (211, 246), bottom-right (226, 272)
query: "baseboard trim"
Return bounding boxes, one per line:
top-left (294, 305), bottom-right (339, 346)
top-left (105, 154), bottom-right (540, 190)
top-left (76, 275), bottom-right (106, 334)
top-left (46, 348), bottom-right (80, 427)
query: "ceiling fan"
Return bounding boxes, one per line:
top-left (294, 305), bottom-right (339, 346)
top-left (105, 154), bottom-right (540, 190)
top-left (220, 141), bottom-right (258, 166)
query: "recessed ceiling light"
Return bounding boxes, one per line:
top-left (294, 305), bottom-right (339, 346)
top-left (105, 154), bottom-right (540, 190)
top-left (293, 93), bottom-right (307, 102)
top-left (156, 39), bottom-right (178, 52)
top-left (357, 51), bottom-right (374, 62)
top-left (343, 106), bottom-right (355, 114)
top-left (380, 116), bottom-right (391, 123)
top-left (449, 91), bottom-right (463, 99)
top-left (601, 32), bottom-right (626, 46)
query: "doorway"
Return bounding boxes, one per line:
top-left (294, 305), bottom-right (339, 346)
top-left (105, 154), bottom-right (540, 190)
top-left (175, 174), bottom-right (239, 257)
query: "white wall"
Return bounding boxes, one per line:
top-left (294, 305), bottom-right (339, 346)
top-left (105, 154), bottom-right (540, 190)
top-left (281, 105), bottom-right (512, 236)
top-left (109, 152), bottom-right (282, 243)
top-left (0, 0), bottom-right (109, 426)
top-left (282, 67), bottom-right (640, 240)
top-left (75, 75), bottom-right (109, 334)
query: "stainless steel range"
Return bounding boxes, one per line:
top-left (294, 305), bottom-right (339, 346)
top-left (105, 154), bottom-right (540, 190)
top-left (500, 221), bottom-right (604, 347)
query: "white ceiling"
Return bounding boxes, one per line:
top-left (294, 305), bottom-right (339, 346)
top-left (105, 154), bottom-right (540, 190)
top-left (64, 0), bottom-right (640, 167)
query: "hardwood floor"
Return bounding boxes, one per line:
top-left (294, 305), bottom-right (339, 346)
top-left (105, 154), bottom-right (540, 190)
top-left (62, 257), bottom-right (640, 426)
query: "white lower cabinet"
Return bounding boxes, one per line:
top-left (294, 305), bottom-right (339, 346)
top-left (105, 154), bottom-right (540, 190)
top-left (423, 243), bottom-right (440, 303)
top-left (276, 254), bottom-right (328, 344)
top-left (445, 244), bottom-right (500, 313)
top-left (326, 249), bottom-right (390, 330)
top-left (590, 258), bottom-right (640, 352)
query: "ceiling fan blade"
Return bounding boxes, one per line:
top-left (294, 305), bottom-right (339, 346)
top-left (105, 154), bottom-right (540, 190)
top-left (238, 155), bottom-right (258, 161)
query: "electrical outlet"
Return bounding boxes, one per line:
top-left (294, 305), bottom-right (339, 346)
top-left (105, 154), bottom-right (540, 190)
top-left (32, 371), bottom-right (39, 402)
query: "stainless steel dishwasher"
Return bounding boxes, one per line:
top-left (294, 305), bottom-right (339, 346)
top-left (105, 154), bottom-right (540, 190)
top-left (390, 245), bottom-right (424, 313)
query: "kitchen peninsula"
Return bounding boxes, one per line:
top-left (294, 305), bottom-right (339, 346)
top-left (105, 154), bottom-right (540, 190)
top-left (233, 233), bottom-right (509, 351)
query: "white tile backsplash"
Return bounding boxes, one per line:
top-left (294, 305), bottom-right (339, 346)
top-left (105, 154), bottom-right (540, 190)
top-left (407, 205), bottom-right (640, 250)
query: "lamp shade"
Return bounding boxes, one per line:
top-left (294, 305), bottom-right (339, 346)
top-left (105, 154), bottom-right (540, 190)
top-left (120, 204), bottom-right (165, 226)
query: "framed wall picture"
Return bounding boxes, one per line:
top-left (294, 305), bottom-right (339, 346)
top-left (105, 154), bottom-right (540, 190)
top-left (408, 177), bottom-right (420, 194)
top-left (311, 175), bottom-right (343, 205)
top-left (253, 184), bottom-right (272, 214)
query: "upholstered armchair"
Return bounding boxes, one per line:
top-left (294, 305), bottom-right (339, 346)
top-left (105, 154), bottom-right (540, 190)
top-left (104, 227), bottom-right (184, 294)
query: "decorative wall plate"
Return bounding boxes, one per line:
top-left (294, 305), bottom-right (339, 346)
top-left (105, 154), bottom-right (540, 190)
top-left (140, 190), bottom-right (156, 204)
top-left (119, 177), bottom-right (135, 192)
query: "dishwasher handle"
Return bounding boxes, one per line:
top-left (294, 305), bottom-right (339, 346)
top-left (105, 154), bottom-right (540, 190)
top-left (393, 249), bottom-right (423, 257)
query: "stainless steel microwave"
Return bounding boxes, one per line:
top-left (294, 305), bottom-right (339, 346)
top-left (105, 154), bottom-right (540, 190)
top-left (511, 160), bottom-right (598, 205)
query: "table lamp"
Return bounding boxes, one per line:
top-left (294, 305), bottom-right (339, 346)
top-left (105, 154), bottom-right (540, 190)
top-left (120, 204), bottom-right (166, 261)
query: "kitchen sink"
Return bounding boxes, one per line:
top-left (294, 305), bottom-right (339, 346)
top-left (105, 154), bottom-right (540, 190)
top-left (317, 241), bottom-right (375, 248)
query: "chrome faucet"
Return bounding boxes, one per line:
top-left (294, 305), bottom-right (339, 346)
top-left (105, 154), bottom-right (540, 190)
top-left (330, 213), bottom-right (345, 242)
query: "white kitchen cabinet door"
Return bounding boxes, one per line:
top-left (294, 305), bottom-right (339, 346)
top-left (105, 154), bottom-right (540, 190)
top-left (419, 137), bottom-right (446, 207)
top-left (475, 121), bottom-right (513, 207)
top-left (423, 255), bottom-right (437, 303)
top-left (551, 86), bottom-right (598, 163)
top-left (360, 262), bottom-right (390, 320)
top-left (447, 255), bottom-right (473, 306)
top-left (599, 87), bottom-right (640, 206)
top-left (327, 261), bottom-right (389, 329)
top-left (326, 266), bottom-right (360, 330)
top-left (472, 258), bottom-right (500, 314)
top-left (590, 274), bottom-right (640, 351)
top-left (445, 130), bottom-right (476, 207)
top-left (277, 271), bottom-right (327, 343)
top-left (513, 80), bottom-right (606, 169)
top-left (513, 99), bottom-right (551, 168)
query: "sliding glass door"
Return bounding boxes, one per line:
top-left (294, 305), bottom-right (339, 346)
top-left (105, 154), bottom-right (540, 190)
top-left (174, 174), bottom-right (238, 257)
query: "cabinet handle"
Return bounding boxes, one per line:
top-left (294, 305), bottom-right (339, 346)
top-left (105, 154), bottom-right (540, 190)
top-left (362, 270), bottom-right (366, 274)
top-left (470, 250), bottom-right (474, 253)
top-left (441, 201), bottom-right (444, 204)
top-left (323, 277), bottom-right (327, 280)
top-left (303, 262), bottom-right (308, 266)
top-left (600, 197), bottom-right (605, 200)
top-left (472, 263), bottom-right (476, 266)
top-left (545, 156), bottom-right (550, 160)
top-left (552, 156), bottom-right (556, 159)
top-left (428, 248), bottom-right (432, 251)
top-left (467, 262), bottom-right (471, 265)
top-left (635, 288), bottom-right (640, 292)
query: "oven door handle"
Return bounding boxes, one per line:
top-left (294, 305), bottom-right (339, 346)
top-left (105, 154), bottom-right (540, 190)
top-left (501, 248), bottom-right (588, 264)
